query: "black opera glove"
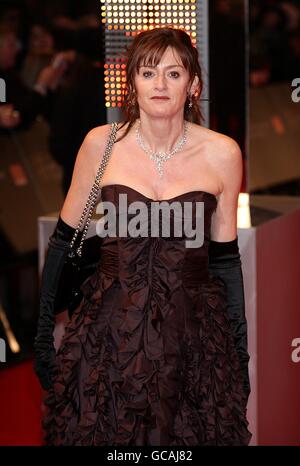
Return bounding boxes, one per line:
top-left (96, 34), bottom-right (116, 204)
top-left (208, 237), bottom-right (251, 404)
top-left (34, 215), bottom-right (79, 390)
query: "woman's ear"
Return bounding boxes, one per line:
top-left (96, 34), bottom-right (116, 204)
top-left (189, 74), bottom-right (200, 96)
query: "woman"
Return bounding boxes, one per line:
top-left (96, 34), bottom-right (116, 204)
top-left (34, 27), bottom-right (252, 446)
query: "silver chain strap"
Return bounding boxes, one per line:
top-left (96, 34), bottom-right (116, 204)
top-left (69, 122), bottom-right (118, 258)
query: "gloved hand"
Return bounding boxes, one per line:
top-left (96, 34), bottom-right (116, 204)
top-left (208, 237), bottom-right (251, 405)
top-left (34, 215), bottom-right (78, 390)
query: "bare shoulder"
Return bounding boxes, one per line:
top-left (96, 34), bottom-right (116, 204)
top-left (82, 123), bottom-right (112, 157)
top-left (189, 122), bottom-right (242, 160)
top-left (189, 123), bottom-right (242, 188)
top-left (59, 123), bottom-right (113, 227)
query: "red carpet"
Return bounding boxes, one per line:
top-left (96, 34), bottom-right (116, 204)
top-left (0, 359), bottom-right (44, 446)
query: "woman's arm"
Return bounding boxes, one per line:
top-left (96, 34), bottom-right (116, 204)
top-left (210, 137), bottom-right (243, 241)
top-left (34, 124), bottom-right (112, 390)
top-left (208, 138), bottom-right (251, 405)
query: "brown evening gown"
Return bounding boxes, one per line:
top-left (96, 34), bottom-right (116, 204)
top-left (42, 184), bottom-right (252, 446)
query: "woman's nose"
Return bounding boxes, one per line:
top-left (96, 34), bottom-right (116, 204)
top-left (154, 74), bottom-right (167, 90)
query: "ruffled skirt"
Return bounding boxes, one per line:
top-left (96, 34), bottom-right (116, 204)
top-left (42, 269), bottom-right (252, 446)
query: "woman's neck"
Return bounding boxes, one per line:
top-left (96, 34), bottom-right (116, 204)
top-left (135, 114), bottom-right (187, 153)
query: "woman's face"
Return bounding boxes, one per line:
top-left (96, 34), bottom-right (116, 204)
top-left (0, 33), bottom-right (20, 69)
top-left (134, 46), bottom-right (195, 120)
top-left (29, 25), bottom-right (54, 54)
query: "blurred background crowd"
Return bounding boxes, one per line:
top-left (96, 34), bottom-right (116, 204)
top-left (0, 0), bottom-right (107, 366)
top-left (250, 0), bottom-right (300, 86)
top-left (0, 0), bottom-right (106, 195)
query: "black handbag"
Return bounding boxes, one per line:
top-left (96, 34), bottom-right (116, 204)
top-left (52, 122), bottom-right (119, 317)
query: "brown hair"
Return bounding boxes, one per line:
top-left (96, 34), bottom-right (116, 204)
top-left (116, 26), bottom-right (204, 142)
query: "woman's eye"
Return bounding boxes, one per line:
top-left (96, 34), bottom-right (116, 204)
top-left (169, 71), bottom-right (180, 78)
top-left (143, 71), bottom-right (154, 78)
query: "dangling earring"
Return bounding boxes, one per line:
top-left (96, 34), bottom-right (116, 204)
top-left (188, 94), bottom-right (193, 109)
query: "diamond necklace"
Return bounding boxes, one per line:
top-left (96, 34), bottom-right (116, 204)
top-left (135, 119), bottom-right (188, 177)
